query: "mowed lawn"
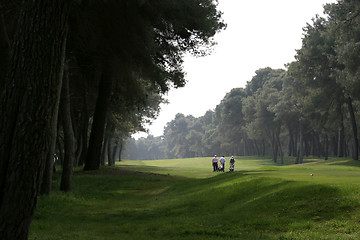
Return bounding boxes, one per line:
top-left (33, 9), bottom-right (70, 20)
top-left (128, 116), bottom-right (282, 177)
top-left (30, 156), bottom-right (360, 240)
top-left (118, 156), bottom-right (293, 178)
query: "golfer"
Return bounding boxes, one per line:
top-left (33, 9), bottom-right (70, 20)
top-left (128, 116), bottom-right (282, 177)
top-left (212, 155), bottom-right (219, 171)
top-left (219, 156), bottom-right (226, 172)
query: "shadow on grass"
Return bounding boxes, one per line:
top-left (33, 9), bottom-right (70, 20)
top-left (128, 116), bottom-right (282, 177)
top-left (326, 158), bottom-right (360, 168)
top-left (32, 166), bottom-right (360, 240)
top-left (148, 177), bottom-right (358, 237)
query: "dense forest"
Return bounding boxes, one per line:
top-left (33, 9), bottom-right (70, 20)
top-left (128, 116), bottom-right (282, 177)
top-left (0, 1), bottom-right (225, 239)
top-left (124, 1), bottom-right (360, 164)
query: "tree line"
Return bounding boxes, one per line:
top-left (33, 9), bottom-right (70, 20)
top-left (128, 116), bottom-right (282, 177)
top-left (124, 1), bottom-right (360, 165)
top-left (0, 1), bottom-right (225, 239)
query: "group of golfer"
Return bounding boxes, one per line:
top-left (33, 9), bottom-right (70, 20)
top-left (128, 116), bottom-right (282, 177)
top-left (212, 155), bottom-right (235, 172)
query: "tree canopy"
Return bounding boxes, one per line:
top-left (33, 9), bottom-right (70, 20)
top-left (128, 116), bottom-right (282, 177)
top-left (125, 0), bottom-right (360, 162)
top-left (0, 1), bottom-right (225, 239)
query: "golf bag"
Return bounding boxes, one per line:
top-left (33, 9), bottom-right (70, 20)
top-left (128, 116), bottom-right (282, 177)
top-left (229, 162), bottom-right (234, 172)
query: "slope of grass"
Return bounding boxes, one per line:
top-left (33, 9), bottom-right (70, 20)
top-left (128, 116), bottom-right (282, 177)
top-left (30, 157), bottom-right (360, 240)
top-left (118, 156), bottom-right (300, 178)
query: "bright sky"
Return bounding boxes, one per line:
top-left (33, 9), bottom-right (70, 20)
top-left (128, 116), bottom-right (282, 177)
top-left (134, 0), bottom-right (336, 139)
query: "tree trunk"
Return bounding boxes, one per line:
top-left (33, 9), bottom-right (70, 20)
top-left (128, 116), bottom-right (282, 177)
top-left (315, 133), bottom-right (321, 157)
top-left (101, 136), bottom-right (108, 166)
top-left (113, 140), bottom-right (120, 162)
top-left (0, 4), bottom-right (10, 85)
top-left (261, 139), bottom-right (266, 156)
top-left (107, 137), bottom-right (113, 166)
top-left (118, 141), bottom-right (123, 161)
top-left (0, 1), bottom-right (70, 239)
top-left (84, 63), bottom-right (113, 171)
top-left (288, 125), bottom-right (294, 157)
top-left (253, 139), bottom-right (260, 156)
top-left (332, 135), bottom-right (337, 156)
top-left (78, 89), bottom-right (89, 166)
top-left (40, 92), bottom-right (61, 195)
top-left (243, 134), bottom-right (247, 156)
top-left (324, 134), bottom-right (329, 160)
top-left (105, 121), bottom-right (115, 166)
top-left (57, 136), bottom-right (65, 166)
top-left (337, 101), bottom-right (345, 157)
top-left (294, 130), bottom-right (298, 157)
top-left (347, 97), bottom-right (359, 160)
top-left (275, 126), bottom-right (284, 164)
top-left (60, 64), bottom-right (75, 192)
top-left (271, 130), bottom-right (278, 163)
top-left (298, 119), bottom-right (304, 164)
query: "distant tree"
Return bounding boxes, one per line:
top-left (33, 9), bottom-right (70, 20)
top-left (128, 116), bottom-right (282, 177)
top-left (164, 113), bottom-right (191, 158)
top-left (215, 88), bottom-right (247, 155)
top-left (243, 68), bottom-right (285, 162)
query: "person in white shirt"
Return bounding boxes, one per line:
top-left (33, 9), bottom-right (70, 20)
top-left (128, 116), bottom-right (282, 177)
top-left (212, 155), bottom-right (219, 171)
top-left (219, 156), bottom-right (226, 172)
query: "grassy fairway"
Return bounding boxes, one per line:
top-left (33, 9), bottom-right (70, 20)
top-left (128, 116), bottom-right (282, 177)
top-left (30, 157), bottom-right (360, 240)
top-left (117, 156), bottom-right (296, 178)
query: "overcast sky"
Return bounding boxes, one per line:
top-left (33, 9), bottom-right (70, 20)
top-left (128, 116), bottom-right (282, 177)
top-left (134, 0), bottom-right (336, 139)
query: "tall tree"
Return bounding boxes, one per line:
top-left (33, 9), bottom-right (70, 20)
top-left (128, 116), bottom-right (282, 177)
top-left (0, 3), bottom-right (10, 87)
top-left (325, 0), bottom-right (360, 160)
top-left (215, 88), bottom-right (247, 155)
top-left (59, 63), bottom-right (75, 192)
top-left (0, 1), bottom-right (71, 239)
top-left (82, 0), bottom-right (225, 170)
top-left (289, 12), bottom-right (358, 160)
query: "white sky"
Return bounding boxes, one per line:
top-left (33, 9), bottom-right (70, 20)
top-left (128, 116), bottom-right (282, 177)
top-left (134, 0), bottom-right (336, 139)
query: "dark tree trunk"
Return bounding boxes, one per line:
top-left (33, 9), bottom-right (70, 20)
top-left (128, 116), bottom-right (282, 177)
top-left (310, 134), bottom-right (315, 156)
top-left (294, 130), bottom-right (298, 157)
top-left (57, 135), bottom-right (65, 166)
top-left (40, 91), bottom-right (61, 195)
top-left (78, 89), bottom-right (89, 166)
top-left (288, 125), bottom-right (294, 157)
top-left (105, 121), bottom-right (115, 166)
top-left (60, 64), bottom-right (75, 192)
top-left (261, 139), bottom-right (266, 156)
top-left (275, 126), bottom-right (284, 164)
top-left (270, 130), bottom-right (278, 163)
top-left (315, 133), bottom-right (321, 157)
top-left (347, 97), bottom-right (359, 160)
top-left (74, 132), bottom-right (82, 167)
top-left (324, 134), bottom-right (329, 160)
top-left (84, 63), bottom-right (113, 171)
top-left (332, 135), bottom-right (338, 156)
top-left (108, 137), bottom-right (113, 166)
top-left (101, 136), bottom-right (108, 166)
top-left (0, 4), bottom-right (10, 85)
top-left (118, 141), bottom-right (123, 161)
top-left (305, 138), bottom-right (310, 156)
top-left (253, 139), bottom-right (260, 156)
top-left (243, 134), bottom-right (247, 156)
top-left (297, 119), bottom-right (304, 164)
top-left (337, 101), bottom-right (345, 157)
top-left (113, 140), bottom-right (120, 162)
top-left (0, 1), bottom-right (70, 239)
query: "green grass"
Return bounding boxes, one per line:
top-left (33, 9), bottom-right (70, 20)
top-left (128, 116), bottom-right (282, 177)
top-left (118, 155), bottom-right (300, 178)
top-left (30, 156), bottom-right (360, 240)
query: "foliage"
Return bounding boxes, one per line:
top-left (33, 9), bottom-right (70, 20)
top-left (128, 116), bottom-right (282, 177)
top-left (126, 0), bottom-right (360, 162)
